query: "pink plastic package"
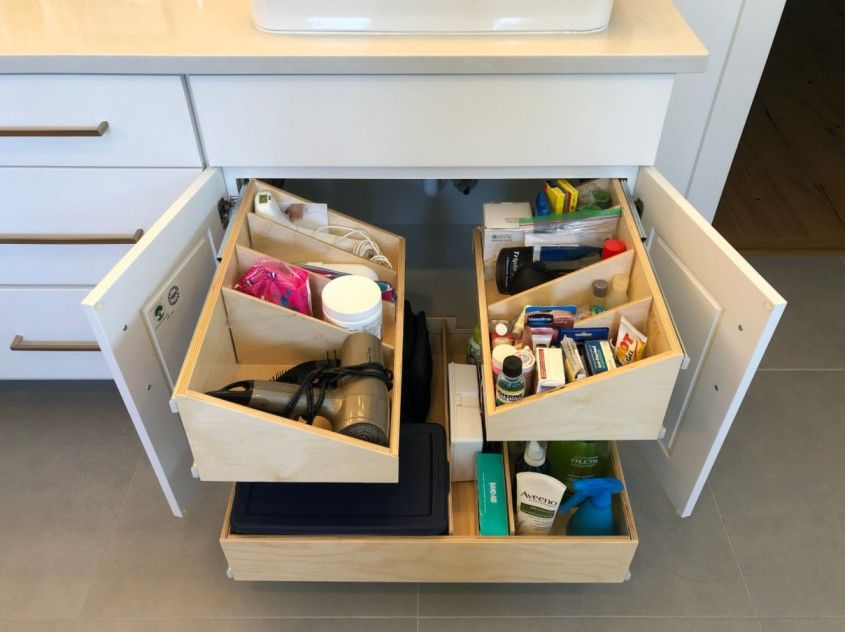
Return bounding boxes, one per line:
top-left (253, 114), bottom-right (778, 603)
top-left (234, 259), bottom-right (312, 316)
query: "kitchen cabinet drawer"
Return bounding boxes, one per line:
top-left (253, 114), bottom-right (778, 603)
top-left (0, 76), bottom-right (201, 168)
top-left (174, 179), bottom-right (406, 483)
top-left (475, 179), bottom-right (684, 441)
top-left (189, 75), bottom-right (674, 170)
top-left (0, 168), bottom-right (201, 233)
top-left (0, 242), bottom-right (134, 285)
top-left (0, 168), bottom-right (201, 285)
top-left (0, 287), bottom-right (108, 379)
top-left (220, 327), bottom-right (638, 583)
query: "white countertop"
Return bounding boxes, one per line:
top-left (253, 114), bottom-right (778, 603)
top-left (0, 0), bottom-right (707, 75)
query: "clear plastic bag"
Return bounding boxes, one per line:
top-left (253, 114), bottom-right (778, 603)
top-left (519, 206), bottom-right (621, 249)
top-left (234, 258), bottom-right (312, 316)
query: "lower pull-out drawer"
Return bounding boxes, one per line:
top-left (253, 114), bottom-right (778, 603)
top-left (219, 324), bottom-right (638, 583)
top-left (0, 286), bottom-right (108, 379)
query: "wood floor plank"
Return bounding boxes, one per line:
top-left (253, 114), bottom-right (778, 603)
top-left (713, 0), bottom-right (845, 253)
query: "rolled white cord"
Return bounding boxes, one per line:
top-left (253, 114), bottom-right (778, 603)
top-left (312, 226), bottom-right (393, 270)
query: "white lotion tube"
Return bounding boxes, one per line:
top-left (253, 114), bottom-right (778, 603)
top-left (515, 472), bottom-right (566, 535)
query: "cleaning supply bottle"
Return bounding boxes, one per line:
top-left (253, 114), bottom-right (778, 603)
top-left (547, 441), bottom-right (611, 497)
top-left (515, 440), bottom-right (549, 476)
top-left (558, 477), bottom-right (625, 536)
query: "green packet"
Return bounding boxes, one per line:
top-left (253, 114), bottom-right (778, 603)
top-left (518, 205), bottom-right (621, 226)
top-left (476, 453), bottom-right (509, 536)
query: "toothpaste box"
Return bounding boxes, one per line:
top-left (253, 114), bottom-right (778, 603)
top-left (482, 202), bottom-right (531, 260)
top-left (535, 346), bottom-right (566, 392)
top-left (584, 339), bottom-right (616, 375)
top-left (476, 453), bottom-right (509, 536)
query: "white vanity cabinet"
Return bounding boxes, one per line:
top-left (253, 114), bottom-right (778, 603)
top-left (0, 0), bottom-right (785, 583)
top-left (81, 65), bottom-right (785, 581)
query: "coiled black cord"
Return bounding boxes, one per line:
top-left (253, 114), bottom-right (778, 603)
top-left (283, 362), bottom-right (393, 424)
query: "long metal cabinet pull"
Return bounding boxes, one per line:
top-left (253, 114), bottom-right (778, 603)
top-left (0, 228), bottom-right (143, 245)
top-left (0, 121), bottom-right (109, 137)
top-left (10, 336), bottom-right (100, 352)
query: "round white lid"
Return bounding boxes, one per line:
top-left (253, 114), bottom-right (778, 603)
top-left (321, 275), bottom-right (382, 322)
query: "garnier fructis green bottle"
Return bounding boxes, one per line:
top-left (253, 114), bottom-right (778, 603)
top-left (547, 441), bottom-right (611, 497)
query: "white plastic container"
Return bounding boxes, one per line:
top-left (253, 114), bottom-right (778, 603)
top-left (321, 275), bottom-right (383, 338)
top-left (251, 0), bottom-right (614, 34)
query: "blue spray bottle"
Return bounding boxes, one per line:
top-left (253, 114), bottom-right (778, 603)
top-left (557, 477), bottom-right (625, 536)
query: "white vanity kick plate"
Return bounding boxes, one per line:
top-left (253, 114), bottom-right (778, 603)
top-left (251, 0), bottom-right (614, 33)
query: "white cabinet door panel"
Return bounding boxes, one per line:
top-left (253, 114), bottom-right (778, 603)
top-left (637, 166), bottom-right (785, 517)
top-left (82, 169), bottom-right (228, 517)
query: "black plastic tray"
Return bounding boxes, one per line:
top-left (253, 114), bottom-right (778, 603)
top-left (229, 423), bottom-right (449, 536)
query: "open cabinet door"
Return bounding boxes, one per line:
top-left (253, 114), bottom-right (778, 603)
top-left (636, 167), bottom-right (786, 517)
top-left (82, 169), bottom-right (229, 517)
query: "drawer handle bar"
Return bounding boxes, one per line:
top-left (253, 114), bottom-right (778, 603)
top-left (0, 228), bottom-right (143, 245)
top-left (0, 121), bottom-right (109, 137)
top-left (10, 335), bottom-right (100, 352)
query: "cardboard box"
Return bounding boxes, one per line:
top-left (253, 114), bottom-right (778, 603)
top-left (476, 453), bottom-right (509, 536)
top-left (448, 363), bottom-right (484, 482)
top-left (482, 202), bottom-right (531, 260)
top-left (535, 346), bottom-right (566, 392)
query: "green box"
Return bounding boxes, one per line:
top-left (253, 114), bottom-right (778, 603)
top-left (476, 453), bottom-right (509, 536)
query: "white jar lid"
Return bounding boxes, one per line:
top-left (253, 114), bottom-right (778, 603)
top-left (321, 275), bottom-right (382, 324)
top-left (491, 344), bottom-right (518, 373)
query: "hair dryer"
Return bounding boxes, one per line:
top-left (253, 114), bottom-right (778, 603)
top-left (207, 332), bottom-right (391, 446)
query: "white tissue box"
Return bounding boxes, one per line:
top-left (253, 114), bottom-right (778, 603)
top-left (448, 363), bottom-right (484, 482)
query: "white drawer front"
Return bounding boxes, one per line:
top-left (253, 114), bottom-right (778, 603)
top-left (0, 76), bottom-right (202, 167)
top-left (0, 168), bottom-right (201, 233)
top-left (190, 75), bottom-right (674, 170)
top-left (0, 243), bottom-right (132, 285)
top-left (0, 287), bottom-right (109, 379)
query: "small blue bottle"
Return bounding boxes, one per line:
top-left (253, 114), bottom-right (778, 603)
top-left (557, 477), bottom-right (625, 536)
top-left (534, 191), bottom-right (551, 216)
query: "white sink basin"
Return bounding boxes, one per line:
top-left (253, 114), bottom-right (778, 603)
top-left (251, 0), bottom-right (614, 34)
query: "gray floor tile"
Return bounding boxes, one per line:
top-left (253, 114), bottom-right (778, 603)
top-left (80, 462), bottom-right (417, 619)
top-left (0, 623), bottom-right (76, 632)
top-left (76, 619), bottom-right (417, 632)
top-left (0, 381), bottom-right (141, 620)
top-left (419, 446), bottom-right (753, 617)
top-left (419, 618), bottom-right (761, 632)
top-left (760, 619), bottom-right (845, 632)
top-left (748, 256), bottom-right (845, 369)
top-left (710, 371), bottom-right (845, 616)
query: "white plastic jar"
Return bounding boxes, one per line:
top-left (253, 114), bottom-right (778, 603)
top-left (321, 275), bottom-right (383, 338)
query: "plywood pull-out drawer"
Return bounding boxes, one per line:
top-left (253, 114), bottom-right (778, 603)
top-left (174, 180), bottom-right (406, 483)
top-left (475, 179), bottom-right (685, 441)
top-left (219, 323), bottom-right (638, 583)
